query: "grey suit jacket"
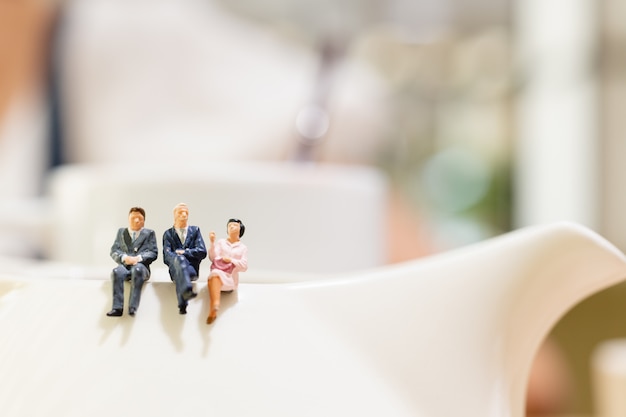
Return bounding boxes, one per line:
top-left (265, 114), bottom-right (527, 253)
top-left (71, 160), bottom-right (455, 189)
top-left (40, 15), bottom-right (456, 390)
top-left (110, 228), bottom-right (159, 273)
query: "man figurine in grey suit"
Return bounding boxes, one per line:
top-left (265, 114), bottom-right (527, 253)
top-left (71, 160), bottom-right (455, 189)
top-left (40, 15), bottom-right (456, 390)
top-left (107, 206), bottom-right (158, 317)
top-left (163, 203), bottom-right (207, 314)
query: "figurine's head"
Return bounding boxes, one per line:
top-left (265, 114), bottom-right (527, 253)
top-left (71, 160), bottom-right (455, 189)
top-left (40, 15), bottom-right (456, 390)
top-left (173, 203), bottom-right (189, 227)
top-left (227, 218), bottom-right (245, 238)
top-left (128, 207), bottom-right (145, 231)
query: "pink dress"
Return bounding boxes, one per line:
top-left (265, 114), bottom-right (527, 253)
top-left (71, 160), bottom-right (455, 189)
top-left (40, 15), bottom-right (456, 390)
top-left (209, 238), bottom-right (248, 291)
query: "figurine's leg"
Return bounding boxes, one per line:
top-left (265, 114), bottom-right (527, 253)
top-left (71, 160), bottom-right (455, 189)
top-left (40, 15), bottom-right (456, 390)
top-left (169, 258), bottom-right (186, 309)
top-left (187, 267), bottom-right (199, 295)
top-left (111, 266), bottom-right (129, 310)
top-left (169, 255), bottom-right (194, 313)
top-left (189, 269), bottom-right (199, 282)
top-left (181, 263), bottom-right (198, 300)
top-left (207, 274), bottom-right (222, 324)
top-left (128, 264), bottom-right (148, 314)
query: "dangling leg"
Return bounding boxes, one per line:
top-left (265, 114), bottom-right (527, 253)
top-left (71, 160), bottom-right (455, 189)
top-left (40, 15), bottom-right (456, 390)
top-left (170, 255), bottom-right (195, 314)
top-left (207, 274), bottom-right (222, 324)
top-left (107, 266), bottom-right (128, 317)
top-left (128, 264), bottom-right (148, 316)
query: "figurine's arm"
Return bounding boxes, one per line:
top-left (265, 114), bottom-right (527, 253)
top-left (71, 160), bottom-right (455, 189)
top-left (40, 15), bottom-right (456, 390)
top-left (162, 231), bottom-right (175, 266)
top-left (139, 230), bottom-right (158, 265)
top-left (110, 229), bottom-right (127, 264)
top-left (231, 245), bottom-right (248, 272)
top-left (208, 232), bottom-right (217, 262)
top-left (185, 227), bottom-right (207, 262)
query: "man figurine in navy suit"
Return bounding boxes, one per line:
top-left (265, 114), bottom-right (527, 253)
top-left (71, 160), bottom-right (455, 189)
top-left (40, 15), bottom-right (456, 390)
top-left (162, 203), bottom-right (207, 314)
top-left (107, 206), bottom-right (158, 317)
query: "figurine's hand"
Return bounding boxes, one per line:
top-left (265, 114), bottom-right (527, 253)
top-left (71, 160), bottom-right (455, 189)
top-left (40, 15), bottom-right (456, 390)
top-left (175, 249), bottom-right (185, 255)
top-left (222, 257), bottom-right (231, 263)
top-left (124, 256), bottom-right (139, 265)
top-left (209, 231), bottom-right (216, 243)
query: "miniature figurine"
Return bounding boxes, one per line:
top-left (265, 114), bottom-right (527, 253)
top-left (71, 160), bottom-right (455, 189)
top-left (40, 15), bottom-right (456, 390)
top-left (206, 218), bottom-right (248, 324)
top-left (162, 203), bottom-right (207, 314)
top-left (107, 206), bottom-right (158, 317)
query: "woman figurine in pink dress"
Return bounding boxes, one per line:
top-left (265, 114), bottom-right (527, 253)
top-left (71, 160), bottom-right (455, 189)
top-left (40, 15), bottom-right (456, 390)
top-left (207, 218), bottom-right (248, 324)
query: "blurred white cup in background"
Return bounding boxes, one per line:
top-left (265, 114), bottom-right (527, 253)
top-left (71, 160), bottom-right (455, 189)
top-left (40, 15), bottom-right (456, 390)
top-left (1, 161), bottom-right (388, 274)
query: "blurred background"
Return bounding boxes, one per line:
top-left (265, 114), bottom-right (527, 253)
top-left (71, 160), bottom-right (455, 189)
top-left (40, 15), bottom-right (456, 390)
top-left (1, 0), bottom-right (625, 415)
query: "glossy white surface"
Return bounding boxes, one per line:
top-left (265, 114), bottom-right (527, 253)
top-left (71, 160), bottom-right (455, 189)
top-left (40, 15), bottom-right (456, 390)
top-left (11, 162), bottom-right (388, 273)
top-left (1, 222), bottom-right (625, 416)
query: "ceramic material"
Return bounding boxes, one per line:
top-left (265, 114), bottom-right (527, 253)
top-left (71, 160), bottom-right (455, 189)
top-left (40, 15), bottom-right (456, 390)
top-left (0, 162), bottom-right (387, 272)
top-left (0, 222), bottom-right (625, 416)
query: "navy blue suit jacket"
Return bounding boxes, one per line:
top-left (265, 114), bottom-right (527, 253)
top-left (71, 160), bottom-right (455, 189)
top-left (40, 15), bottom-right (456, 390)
top-left (162, 225), bottom-right (207, 276)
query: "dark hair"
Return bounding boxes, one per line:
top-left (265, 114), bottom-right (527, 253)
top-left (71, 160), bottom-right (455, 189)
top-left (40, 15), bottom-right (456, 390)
top-left (129, 206), bottom-right (146, 219)
top-left (227, 218), bottom-right (245, 237)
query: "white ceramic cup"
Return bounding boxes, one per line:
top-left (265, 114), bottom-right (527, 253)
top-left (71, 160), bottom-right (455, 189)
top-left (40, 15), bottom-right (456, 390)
top-left (37, 161), bottom-right (388, 274)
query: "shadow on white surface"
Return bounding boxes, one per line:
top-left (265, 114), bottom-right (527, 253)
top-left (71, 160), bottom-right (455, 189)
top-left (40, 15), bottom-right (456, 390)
top-left (1, 222), bottom-right (625, 417)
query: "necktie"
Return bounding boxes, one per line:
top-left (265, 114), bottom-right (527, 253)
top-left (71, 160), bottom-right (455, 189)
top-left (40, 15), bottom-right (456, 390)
top-left (181, 229), bottom-right (186, 243)
top-left (132, 231), bottom-right (136, 241)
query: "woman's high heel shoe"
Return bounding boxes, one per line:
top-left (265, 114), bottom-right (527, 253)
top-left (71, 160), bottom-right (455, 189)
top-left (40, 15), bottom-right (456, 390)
top-left (207, 306), bottom-right (219, 324)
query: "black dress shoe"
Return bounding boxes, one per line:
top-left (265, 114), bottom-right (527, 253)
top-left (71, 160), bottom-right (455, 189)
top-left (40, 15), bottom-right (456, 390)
top-left (179, 305), bottom-right (187, 315)
top-left (128, 307), bottom-right (136, 316)
top-left (106, 308), bottom-right (123, 317)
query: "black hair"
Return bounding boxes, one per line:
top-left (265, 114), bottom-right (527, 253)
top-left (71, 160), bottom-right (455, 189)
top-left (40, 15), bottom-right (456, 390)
top-left (227, 218), bottom-right (245, 237)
